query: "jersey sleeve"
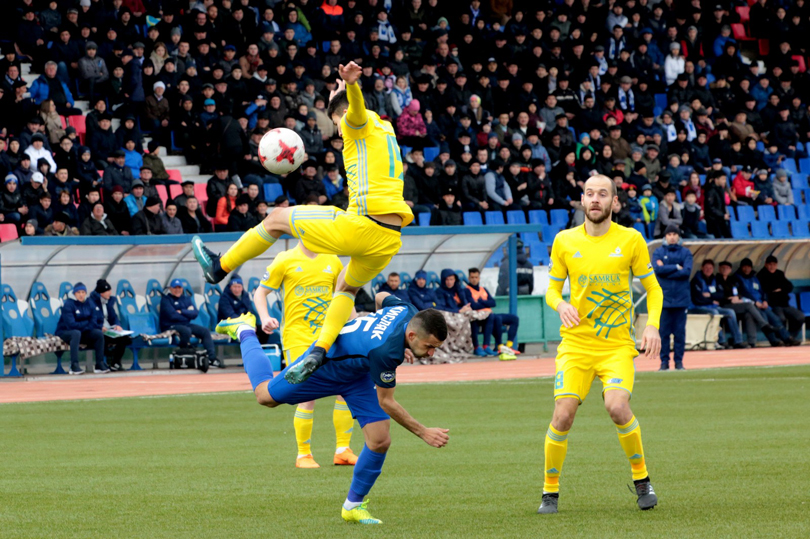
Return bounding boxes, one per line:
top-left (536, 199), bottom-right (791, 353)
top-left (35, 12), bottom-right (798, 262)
top-left (632, 232), bottom-right (663, 328)
top-left (631, 232), bottom-right (655, 280)
top-left (545, 236), bottom-right (568, 311)
top-left (332, 258), bottom-right (344, 291)
top-left (368, 337), bottom-right (404, 388)
top-left (260, 253), bottom-right (287, 290)
top-left (341, 83), bottom-right (372, 139)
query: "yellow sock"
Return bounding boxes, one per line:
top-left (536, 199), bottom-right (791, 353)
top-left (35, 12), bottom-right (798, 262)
top-left (616, 416), bottom-right (648, 481)
top-left (333, 399), bottom-right (354, 451)
top-left (315, 292), bottom-right (355, 351)
top-left (543, 424), bottom-right (569, 493)
top-left (506, 340), bottom-right (514, 348)
top-left (293, 407), bottom-right (314, 457)
top-left (220, 223), bottom-right (276, 273)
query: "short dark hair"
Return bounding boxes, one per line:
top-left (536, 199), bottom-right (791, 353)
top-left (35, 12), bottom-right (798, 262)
top-left (702, 259), bottom-right (715, 267)
top-left (719, 260), bottom-right (732, 268)
top-left (468, 267), bottom-right (480, 275)
top-left (388, 272), bottom-right (400, 278)
top-left (411, 309), bottom-right (448, 341)
top-left (326, 90), bottom-right (349, 119)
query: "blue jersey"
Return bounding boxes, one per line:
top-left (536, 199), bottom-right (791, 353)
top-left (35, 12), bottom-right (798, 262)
top-left (317, 295), bottom-right (418, 388)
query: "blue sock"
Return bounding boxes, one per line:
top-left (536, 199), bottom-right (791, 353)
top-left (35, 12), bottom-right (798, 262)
top-left (239, 329), bottom-right (274, 391)
top-left (347, 444), bottom-right (387, 503)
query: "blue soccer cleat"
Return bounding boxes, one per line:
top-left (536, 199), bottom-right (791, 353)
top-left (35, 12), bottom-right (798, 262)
top-left (191, 236), bottom-right (228, 284)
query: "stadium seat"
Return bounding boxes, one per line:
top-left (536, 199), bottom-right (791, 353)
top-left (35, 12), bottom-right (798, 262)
top-left (789, 293), bottom-right (798, 309)
top-left (528, 209), bottom-right (548, 225)
top-left (654, 93), bottom-right (668, 113)
top-left (423, 146), bottom-right (440, 162)
top-left (528, 241), bottom-right (550, 265)
top-left (777, 205), bottom-right (796, 220)
top-left (193, 184), bottom-right (208, 213)
top-left (506, 210), bottom-right (526, 225)
top-left (1, 284), bottom-right (34, 339)
top-left (463, 212), bottom-right (483, 225)
top-left (790, 219), bottom-right (810, 237)
top-left (735, 205), bottom-right (755, 223)
top-left (771, 220), bottom-right (790, 238)
top-left (169, 184), bottom-right (183, 199)
top-left (731, 23), bottom-right (753, 40)
top-left (371, 274), bottom-right (385, 294)
top-left (454, 269), bottom-right (467, 284)
top-left (116, 279), bottom-right (145, 330)
top-left (156, 185), bottom-right (169, 208)
top-left (549, 209), bottom-right (570, 227)
top-left (263, 183), bottom-right (284, 202)
top-left (798, 158), bottom-right (810, 173)
top-left (781, 161), bottom-right (799, 175)
top-left (756, 205), bottom-right (776, 223)
top-left (730, 221), bottom-right (750, 238)
top-left (633, 222), bottom-right (648, 239)
top-left (167, 169), bottom-right (182, 183)
top-left (0, 224), bottom-right (19, 242)
top-left (417, 212), bottom-right (431, 226)
top-left (758, 38), bottom-right (769, 56)
top-left (735, 6), bottom-right (750, 23)
top-left (426, 271), bottom-right (440, 289)
top-left (399, 272), bottom-right (413, 288)
top-left (797, 204), bottom-right (810, 220)
top-left (68, 115), bottom-right (86, 144)
top-left (28, 281), bottom-right (60, 337)
top-left (247, 277), bottom-right (260, 296)
top-left (144, 279), bottom-right (164, 316)
top-left (791, 188), bottom-right (804, 205)
top-left (792, 55), bottom-right (806, 73)
top-left (542, 224), bottom-right (563, 242)
top-left (58, 282), bottom-right (73, 299)
top-left (800, 292), bottom-right (810, 316)
top-left (750, 221), bottom-right (770, 238)
top-left (485, 211), bottom-right (504, 225)
top-left (699, 174), bottom-right (706, 185)
top-left (204, 283), bottom-right (222, 330)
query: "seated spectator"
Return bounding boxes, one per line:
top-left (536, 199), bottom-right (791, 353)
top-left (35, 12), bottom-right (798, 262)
top-left (294, 161), bottom-right (327, 205)
top-left (206, 164), bottom-right (232, 218)
top-left (44, 210), bottom-right (79, 236)
top-left (757, 255), bottom-right (805, 342)
top-left (21, 172), bottom-right (48, 208)
top-left (123, 139), bottom-right (144, 179)
top-left (104, 150), bottom-right (134, 193)
top-left (88, 279), bottom-right (131, 372)
top-left (55, 282), bottom-right (108, 375)
top-left (227, 194), bottom-right (258, 231)
top-left (681, 191), bottom-right (710, 239)
top-left (124, 180), bottom-right (146, 216)
top-left (77, 41), bottom-right (109, 103)
top-left (159, 279), bottom-right (220, 367)
top-left (142, 141), bottom-right (170, 184)
top-left (433, 269), bottom-right (489, 364)
top-left (161, 201), bottom-right (183, 234)
top-left (105, 186), bottom-right (132, 235)
top-left (29, 62), bottom-right (82, 116)
top-left (703, 174), bottom-right (732, 238)
top-left (378, 272), bottom-right (408, 302)
top-left (172, 180), bottom-right (196, 208)
top-left (39, 99), bottom-right (65, 146)
top-left (138, 168), bottom-right (161, 203)
top-left (76, 147), bottom-right (102, 193)
top-left (30, 191), bottom-right (54, 229)
top-left (81, 202), bottom-right (119, 236)
top-left (214, 183), bottom-right (239, 231)
top-left (22, 219), bottom-right (40, 237)
top-left (655, 190), bottom-right (682, 238)
top-left (690, 259), bottom-right (746, 349)
top-left (131, 196), bottom-right (166, 235)
top-left (179, 196), bottom-right (213, 234)
top-left (485, 159), bottom-right (516, 212)
top-left (736, 258), bottom-right (799, 347)
top-left (771, 169), bottom-right (794, 205)
top-left (435, 270), bottom-right (471, 314)
top-left (436, 186), bottom-right (462, 225)
top-left (144, 81), bottom-right (171, 135)
top-left (408, 270), bottom-right (438, 310)
top-left (0, 174), bottom-right (26, 225)
top-left (716, 260), bottom-right (775, 348)
top-left (465, 268), bottom-right (519, 360)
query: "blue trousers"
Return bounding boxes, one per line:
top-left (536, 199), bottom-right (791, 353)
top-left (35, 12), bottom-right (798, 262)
top-left (660, 307), bottom-right (687, 367)
top-left (493, 313), bottom-right (519, 345)
top-left (470, 315), bottom-right (495, 347)
top-left (689, 305), bottom-right (743, 344)
top-left (56, 328), bottom-right (106, 369)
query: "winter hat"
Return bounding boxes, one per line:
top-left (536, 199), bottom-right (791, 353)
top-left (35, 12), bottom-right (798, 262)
top-left (145, 195), bottom-right (161, 207)
top-left (73, 282), bottom-right (87, 293)
top-left (230, 275), bottom-right (243, 286)
top-left (407, 99), bottom-right (420, 112)
top-left (95, 279), bottom-right (112, 293)
top-left (664, 224), bottom-right (680, 236)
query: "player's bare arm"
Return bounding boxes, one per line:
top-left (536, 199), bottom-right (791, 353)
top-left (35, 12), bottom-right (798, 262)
top-left (252, 285), bottom-right (280, 334)
top-left (376, 386), bottom-right (449, 448)
top-left (556, 301), bottom-right (581, 328)
top-left (338, 61), bottom-right (362, 85)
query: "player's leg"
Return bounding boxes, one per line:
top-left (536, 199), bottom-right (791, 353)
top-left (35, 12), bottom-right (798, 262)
top-left (498, 313), bottom-right (520, 356)
top-left (333, 396), bottom-right (358, 465)
top-left (658, 308), bottom-right (672, 370)
top-left (293, 400), bottom-right (319, 468)
top-left (191, 206), bottom-right (293, 283)
top-left (215, 313), bottom-right (279, 407)
top-left (672, 308), bottom-right (687, 369)
top-left (481, 316), bottom-right (498, 355)
top-left (342, 419), bottom-right (390, 525)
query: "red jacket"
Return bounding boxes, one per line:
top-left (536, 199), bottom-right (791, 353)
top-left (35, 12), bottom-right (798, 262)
top-left (732, 172), bottom-right (755, 198)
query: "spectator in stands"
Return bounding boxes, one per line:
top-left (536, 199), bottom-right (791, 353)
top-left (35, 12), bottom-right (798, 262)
top-left (31, 191), bottom-right (53, 229)
top-left (55, 282), bottom-right (108, 375)
top-left (144, 81), bottom-right (171, 136)
top-left (29, 62), bottom-right (81, 116)
top-left (379, 272), bottom-right (408, 302)
top-left (22, 219), bottom-right (40, 237)
top-left (89, 114), bottom-right (117, 169)
top-left (214, 182), bottom-right (238, 231)
top-left (131, 195), bottom-right (166, 235)
top-left (24, 134), bottom-right (56, 172)
top-left (138, 167), bottom-right (160, 202)
top-left (1, 174), bottom-right (26, 225)
top-left (88, 279), bottom-right (131, 372)
top-left (21, 172), bottom-right (47, 209)
top-left (691, 259), bottom-right (747, 349)
top-left (227, 194), bottom-right (258, 232)
top-left (77, 41), bottom-right (109, 103)
top-left (124, 180), bottom-right (146, 216)
top-left (772, 169), bottom-right (794, 205)
top-left (81, 201), bottom-right (118, 236)
top-left (294, 161), bottom-right (327, 205)
top-left (161, 201), bottom-right (183, 234)
top-left (172, 180), bottom-right (195, 208)
top-left (681, 191), bottom-right (709, 239)
top-left (179, 196), bottom-right (212, 234)
top-left (39, 100), bottom-right (66, 146)
top-left (408, 270), bottom-right (437, 310)
top-left (757, 255), bottom-right (806, 342)
top-left (704, 174), bottom-right (732, 239)
top-left (142, 141), bottom-right (170, 184)
top-left (465, 267), bottom-right (519, 360)
top-left (436, 185), bottom-right (462, 225)
top-left (653, 225), bottom-right (692, 370)
top-left (496, 240), bottom-right (534, 296)
top-left (655, 190), bottom-right (682, 238)
top-left (485, 159), bottom-right (516, 212)
top-left (44, 210), bottom-right (79, 236)
top-left (104, 150), bottom-right (134, 193)
top-left (735, 258), bottom-right (799, 347)
top-left (104, 186), bottom-right (131, 235)
top-left (205, 163), bottom-right (232, 217)
top-left (159, 278), bottom-right (220, 367)
top-left (716, 260), bottom-right (777, 348)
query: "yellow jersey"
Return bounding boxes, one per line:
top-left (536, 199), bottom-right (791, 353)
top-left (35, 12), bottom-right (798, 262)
top-left (546, 222), bottom-right (662, 354)
top-left (341, 110), bottom-right (414, 226)
top-left (259, 245), bottom-right (343, 354)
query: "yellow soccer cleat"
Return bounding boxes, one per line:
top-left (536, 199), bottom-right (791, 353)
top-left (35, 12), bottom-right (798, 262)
top-left (498, 345), bottom-right (517, 361)
top-left (215, 313), bottom-right (256, 340)
top-left (334, 448), bottom-right (358, 466)
top-left (342, 499), bottom-right (382, 525)
top-left (295, 455), bottom-right (320, 468)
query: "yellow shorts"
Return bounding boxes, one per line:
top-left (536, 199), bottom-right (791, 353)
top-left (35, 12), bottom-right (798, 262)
top-left (285, 345), bottom-right (310, 366)
top-left (288, 206), bottom-right (402, 288)
top-left (554, 348), bottom-right (637, 402)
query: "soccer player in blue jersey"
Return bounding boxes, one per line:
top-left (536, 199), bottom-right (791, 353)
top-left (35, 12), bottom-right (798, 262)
top-left (216, 292), bottom-right (449, 525)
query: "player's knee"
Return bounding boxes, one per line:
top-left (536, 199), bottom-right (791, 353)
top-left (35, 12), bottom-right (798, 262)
top-left (552, 401), bottom-right (577, 431)
top-left (254, 388), bottom-right (278, 408)
top-left (605, 399), bottom-right (631, 424)
top-left (367, 436), bottom-right (391, 453)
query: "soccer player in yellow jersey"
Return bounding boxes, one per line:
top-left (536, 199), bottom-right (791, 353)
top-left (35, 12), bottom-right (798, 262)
top-left (253, 242), bottom-right (359, 468)
top-left (537, 175), bottom-right (664, 515)
top-left (191, 60), bottom-right (411, 384)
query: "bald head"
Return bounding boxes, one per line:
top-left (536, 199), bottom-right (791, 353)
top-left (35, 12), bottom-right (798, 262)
top-left (582, 174), bottom-right (617, 225)
top-left (585, 174), bottom-right (617, 197)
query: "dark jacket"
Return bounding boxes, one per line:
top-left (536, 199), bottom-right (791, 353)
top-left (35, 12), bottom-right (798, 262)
top-left (716, 274), bottom-right (742, 305)
top-left (736, 270), bottom-right (765, 303)
top-left (131, 209), bottom-right (166, 235)
top-left (217, 286), bottom-right (254, 321)
top-left (180, 208), bottom-right (213, 234)
top-left (227, 209), bottom-right (258, 232)
top-left (756, 268), bottom-right (793, 308)
top-left (56, 297), bottom-right (103, 333)
top-left (105, 198), bottom-right (132, 234)
top-left (80, 214), bottom-right (119, 236)
top-left (379, 282), bottom-right (409, 302)
top-left (103, 164), bottom-right (134, 193)
top-left (435, 269), bottom-right (466, 313)
top-left (652, 243), bottom-right (693, 308)
top-left (464, 284), bottom-right (497, 311)
top-left (497, 251), bottom-right (534, 295)
top-left (159, 293), bottom-right (198, 330)
top-left (690, 272), bottom-right (725, 307)
top-left (88, 290), bottom-right (120, 328)
top-left (408, 273), bottom-right (438, 310)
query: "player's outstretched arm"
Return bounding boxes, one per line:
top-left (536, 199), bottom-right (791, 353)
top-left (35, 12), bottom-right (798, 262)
top-left (338, 62), bottom-right (367, 127)
top-left (639, 275), bottom-right (663, 359)
top-left (253, 286), bottom-right (280, 334)
top-left (377, 386), bottom-right (449, 448)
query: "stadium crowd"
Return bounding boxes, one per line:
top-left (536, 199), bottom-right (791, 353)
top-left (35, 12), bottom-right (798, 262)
top-left (0, 0), bottom-right (807, 240)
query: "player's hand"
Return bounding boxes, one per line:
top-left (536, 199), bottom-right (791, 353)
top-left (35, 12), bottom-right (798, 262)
top-left (421, 427), bottom-right (450, 448)
top-left (338, 62), bottom-right (362, 85)
top-left (640, 325), bottom-right (661, 360)
top-left (261, 316), bottom-right (280, 333)
top-left (329, 78), bottom-right (346, 102)
top-left (556, 301), bottom-right (580, 328)
top-left (404, 349), bottom-right (415, 364)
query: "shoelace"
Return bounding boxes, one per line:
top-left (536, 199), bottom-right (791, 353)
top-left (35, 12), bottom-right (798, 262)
top-left (630, 482), bottom-right (653, 496)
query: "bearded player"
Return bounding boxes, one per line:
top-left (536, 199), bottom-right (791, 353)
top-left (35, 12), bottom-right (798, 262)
top-left (537, 174), bottom-right (663, 514)
top-left (192, 60), bottom-right (412, 385)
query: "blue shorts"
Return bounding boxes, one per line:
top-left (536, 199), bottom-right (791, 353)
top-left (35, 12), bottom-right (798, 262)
top-left (268, 360), bottom-right (389, 428)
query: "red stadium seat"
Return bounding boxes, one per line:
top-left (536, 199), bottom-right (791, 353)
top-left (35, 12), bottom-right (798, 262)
top-left (758, 39), bottom-right (770, 56)
top-left (731, 24), bottom-right (753, 41)
top-left (792, 55), bottom-right (806, 72)
top-left (156, 185), bottom-right (169, 207)
top-left (59, 116), bottom-right (68, 129)
top-left (735, 6), bottom-right (750, 24)
top-left (0, 224), bottom-right (19, 242)
top-left (193, 183), bottom-right (208, 214)
top-left (169, 184), bottom-right (183, 199)
top-left (167, 169), bottom-right (182, 182)
top-left (68, 115), bottom-right (87, 145)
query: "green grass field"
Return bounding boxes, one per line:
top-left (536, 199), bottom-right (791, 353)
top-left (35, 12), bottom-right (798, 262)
top-left (2, 366), bottom-right (809, 538)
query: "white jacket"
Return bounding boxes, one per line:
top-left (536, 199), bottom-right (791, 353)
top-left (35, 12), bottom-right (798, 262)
top-left (24, 145), bottom-right (57, 172)
top-left (664, 55), bottom-right (685, 86)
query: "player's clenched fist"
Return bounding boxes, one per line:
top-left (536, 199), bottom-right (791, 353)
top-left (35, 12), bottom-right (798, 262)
top-left (339, 62), bottom-right (362, 85)
top-left (421, 427), bottom-right (450, 448)
top-left (556, 301), bottom-right (581, 328)
top-left (261, 316), bottom-right (279, 334)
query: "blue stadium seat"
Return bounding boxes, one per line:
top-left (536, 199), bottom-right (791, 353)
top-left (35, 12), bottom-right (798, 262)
top-left (417, 212), bottom-right (431, 226)
top-left (116, 279), bottom-right (143, 330)
top-left (528, 241), bottom-right (550, 265)
top-left (263, 183), bottom-right (284, 202)
top-left (800, 292), bottom-right (810, 316)
top-left (58, 282), bottom-right (73, 300)
top-left (247, 277), bottom-right (260, 296)
top-left (750, 221), bottom-right (770, 238)
top-left (506, 210), bottom-right (526, 224)
top-left (426, 271), bottom-right (440, 289)
top-left (454, 269), bottom-right (468, 284)
top-left (463, 212), bottom-right (483, 225)
top-left (790, 219), bottom-right (810, 237)
top-left (399, 272), bottom-right (413, 288)
top-left (542, 224), bottom-right (563, 242)
top-left (549, 209), bottom-right (570, 227)
top-left (1, 285), bottom-right (34, 339)
top-left (423, 146), bottom-right (440, 162)
top-left (29, 281), bottom-right (59, 337)
top-left (789, 293), bottom-right (798, 308)
top-left (145, 279), bottom-right (164, 316)
top-left (204, 283), bottom-right (222, 329)
top-left (771, 220), bottom-right (790, 238)
top-left (654, 93), bottom-right (668, 113)
top-left (792, 188), bottom-right (804, 205)
top-left (756, 205), bottom-right (776, 222)
top-left (528, 210), bottom-right (548, 225)
top-left (399, 145), bottom-right (412, 159)
top-left (730, 221), bottom-right (750, 238)
top-left (756, 141), bottom-right (765, 152)
top-left (699, 174), bottom-right (706, 185)
top-left (799, 158), bottom-right (810, 173)
top-left (485, 211), bottom-right (505, 225)
top-left (781, 161), bottom-right (799, 175)
top-left (777, 205), bottom-right (796, 220)
top-left (797, 205), bottom-right (810, 220)
top-left (633, 222), bottom-right (648, 239)
top-left (371, 273), bottom-right (385, 294)
top-left (735, 206), bottom-right (755, 223)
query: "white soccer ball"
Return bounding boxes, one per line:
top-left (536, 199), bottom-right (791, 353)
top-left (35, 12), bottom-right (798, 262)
top-left (258, 128), bottom-right (306, 175)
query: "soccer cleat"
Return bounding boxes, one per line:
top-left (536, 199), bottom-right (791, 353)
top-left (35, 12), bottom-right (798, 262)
top-left (537, 493), bottom-right (559, 514)
top-left (215, 313), bottom-right (256, 340)
top-left (342, 499), bottom-right (382, 525)
top-left (285, 346), bottom-right (326, 384)
top-left (483, 346), bottom-right (499, 356)
top-left (191, 236), bottom-right (228, 284)
top-left (634, 478), bottom-right (658, 510)
top-left (334, 448), bottom-right (359, 466)
top-left (474, 346), bottom-right (488, 357)
top-left (498, 345), bottom-right (517, 361)
top-left (295, 455), bottom-right (320, 469)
